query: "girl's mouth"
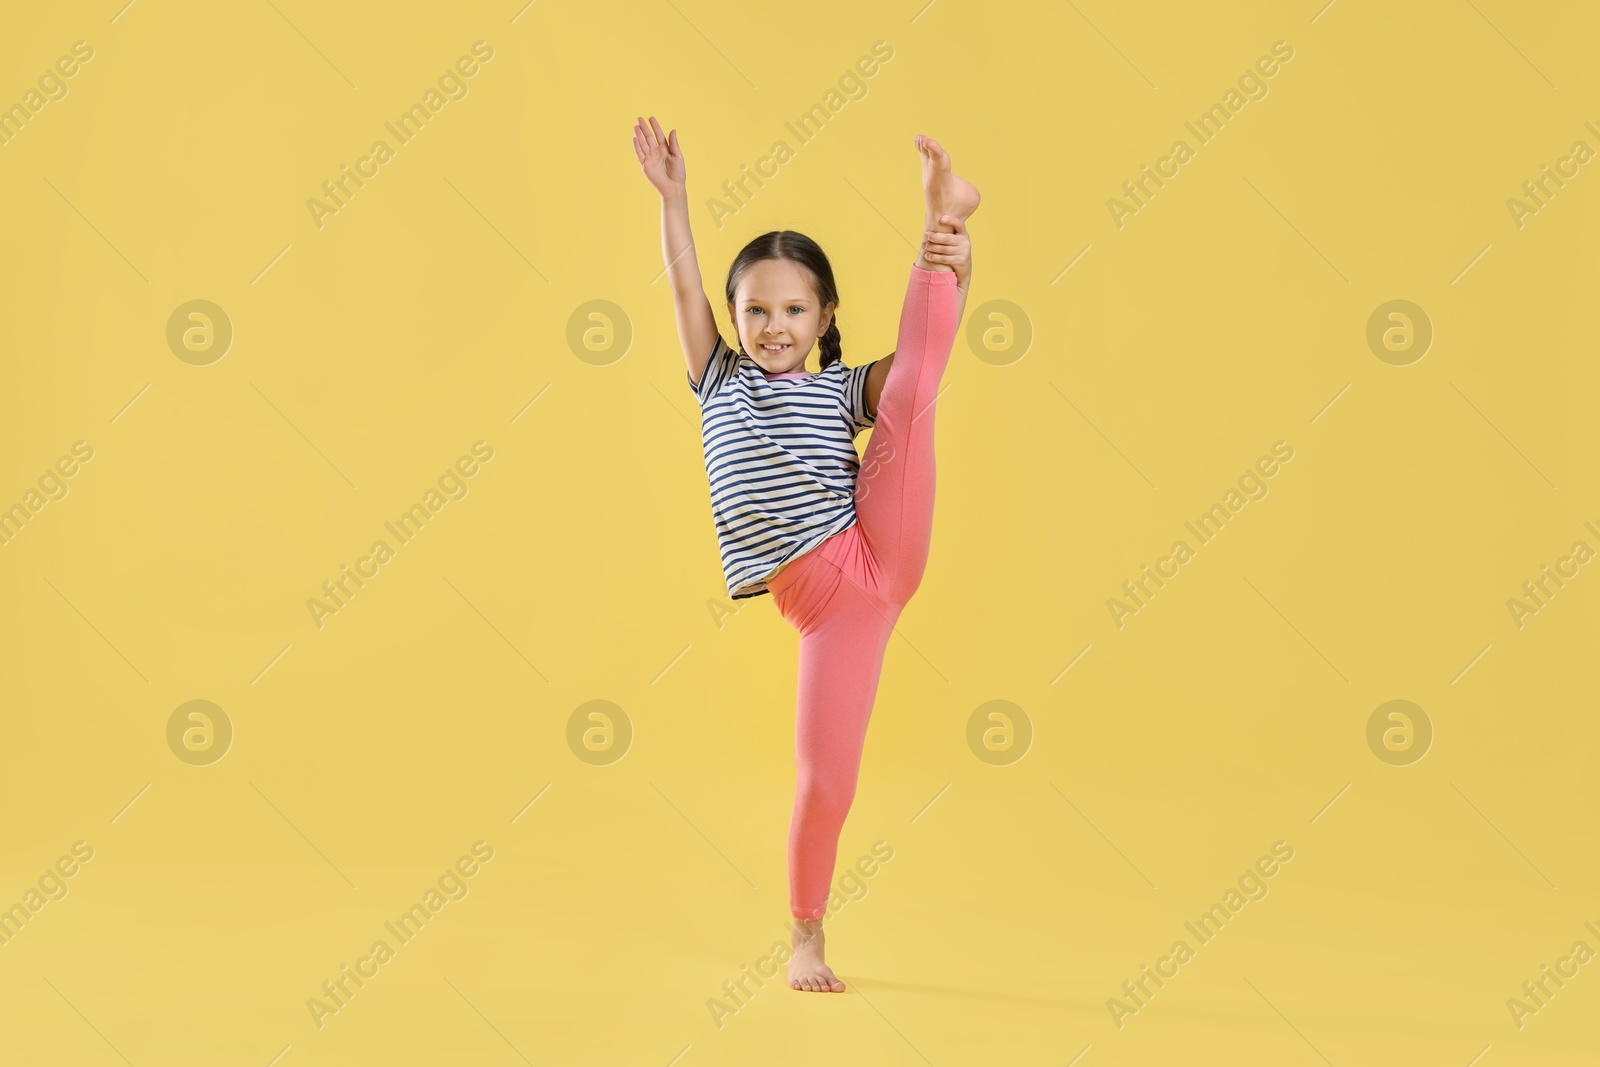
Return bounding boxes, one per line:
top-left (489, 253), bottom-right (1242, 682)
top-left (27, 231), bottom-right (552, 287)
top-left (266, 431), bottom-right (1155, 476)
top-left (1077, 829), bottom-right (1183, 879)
top-left (761, 343), bottom-right (790, 354)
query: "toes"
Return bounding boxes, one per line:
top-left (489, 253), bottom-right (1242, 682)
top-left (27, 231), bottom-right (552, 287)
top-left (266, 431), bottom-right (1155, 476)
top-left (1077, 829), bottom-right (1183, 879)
top-left (790, 970), bottom-right (847, 992)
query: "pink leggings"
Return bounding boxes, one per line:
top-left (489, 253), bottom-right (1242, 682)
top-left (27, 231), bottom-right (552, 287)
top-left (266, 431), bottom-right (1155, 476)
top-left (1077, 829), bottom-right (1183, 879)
top-left (767, 265), bottom-right (960, 920)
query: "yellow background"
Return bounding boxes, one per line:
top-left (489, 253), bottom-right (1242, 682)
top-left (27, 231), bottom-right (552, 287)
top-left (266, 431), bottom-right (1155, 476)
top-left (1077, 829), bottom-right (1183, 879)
top-left (2, 0), bottom-right (1596, 1064)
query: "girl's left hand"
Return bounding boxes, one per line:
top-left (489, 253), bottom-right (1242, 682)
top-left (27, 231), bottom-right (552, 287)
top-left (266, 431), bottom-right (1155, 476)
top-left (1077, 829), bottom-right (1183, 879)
top-left (921, 216), bottom-right (971, 290)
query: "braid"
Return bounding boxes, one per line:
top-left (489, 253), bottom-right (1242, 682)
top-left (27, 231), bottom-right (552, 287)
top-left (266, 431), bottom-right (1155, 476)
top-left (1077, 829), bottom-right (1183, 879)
top-left (819, 319), bottom-right (842, 370)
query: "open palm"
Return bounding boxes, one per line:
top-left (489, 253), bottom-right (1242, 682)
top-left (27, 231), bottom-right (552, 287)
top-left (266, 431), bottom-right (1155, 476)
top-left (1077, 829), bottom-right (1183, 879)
top-left (633, 115), bottom-right (686, 195)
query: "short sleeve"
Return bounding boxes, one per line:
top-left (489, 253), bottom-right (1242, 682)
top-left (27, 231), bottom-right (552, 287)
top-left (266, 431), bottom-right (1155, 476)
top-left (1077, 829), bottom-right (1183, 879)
top-left (687, 336), bottom-right (741, 405)
top-left (843, 360), bottom-right (878, 435)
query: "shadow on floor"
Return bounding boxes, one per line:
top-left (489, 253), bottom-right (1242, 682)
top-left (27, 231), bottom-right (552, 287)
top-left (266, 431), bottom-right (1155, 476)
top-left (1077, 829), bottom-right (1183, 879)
top-left (843, 976), bottom-right (1069, 1007)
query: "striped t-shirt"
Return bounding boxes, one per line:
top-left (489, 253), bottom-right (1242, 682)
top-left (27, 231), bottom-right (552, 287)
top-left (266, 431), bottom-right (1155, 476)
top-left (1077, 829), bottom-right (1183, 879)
top-left (687, 335), bottom-right (877, 600)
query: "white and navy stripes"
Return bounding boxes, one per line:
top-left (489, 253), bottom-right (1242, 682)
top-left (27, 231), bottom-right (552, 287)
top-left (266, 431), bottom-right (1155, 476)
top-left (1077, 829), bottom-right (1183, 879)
top-left (688, 335), bottom-right (877, 600)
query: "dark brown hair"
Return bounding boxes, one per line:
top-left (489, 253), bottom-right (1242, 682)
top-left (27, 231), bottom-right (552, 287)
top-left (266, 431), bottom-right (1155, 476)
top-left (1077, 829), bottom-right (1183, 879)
top-left (724, 230), bottom-right (842, 370)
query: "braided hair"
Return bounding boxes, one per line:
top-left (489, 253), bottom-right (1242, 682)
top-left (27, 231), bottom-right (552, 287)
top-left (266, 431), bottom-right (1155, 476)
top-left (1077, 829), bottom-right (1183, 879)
top-left (724, 231), bottom-right (842, 371)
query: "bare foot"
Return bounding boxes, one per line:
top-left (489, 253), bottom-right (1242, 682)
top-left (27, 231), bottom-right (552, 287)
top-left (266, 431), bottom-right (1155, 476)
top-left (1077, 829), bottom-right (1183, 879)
top-left (915, 134), bottom-right (981, 228)
top-left (787, 919), bottom-right (846, 993)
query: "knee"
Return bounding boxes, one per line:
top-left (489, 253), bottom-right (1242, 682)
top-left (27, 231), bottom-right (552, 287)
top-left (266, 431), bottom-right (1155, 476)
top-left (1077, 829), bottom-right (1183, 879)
top-left (794, 769), bottom-right (858, 825)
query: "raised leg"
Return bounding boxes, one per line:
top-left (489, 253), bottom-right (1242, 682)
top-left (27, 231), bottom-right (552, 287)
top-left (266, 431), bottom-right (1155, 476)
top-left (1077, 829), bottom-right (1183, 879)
top-left (852, 266), bottom-right (960, 605)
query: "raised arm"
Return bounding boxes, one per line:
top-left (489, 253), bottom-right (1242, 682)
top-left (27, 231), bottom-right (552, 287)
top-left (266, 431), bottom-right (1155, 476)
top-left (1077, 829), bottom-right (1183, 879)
top-left (864, 214), bottom-right (972, 418)
top-left (633, 116), bottom-right (720, 389)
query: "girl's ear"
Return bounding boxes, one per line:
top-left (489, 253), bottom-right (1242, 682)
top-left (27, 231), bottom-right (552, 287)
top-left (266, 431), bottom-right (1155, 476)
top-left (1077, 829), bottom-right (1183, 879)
top-left (818, 302), bottom-right (836, 335)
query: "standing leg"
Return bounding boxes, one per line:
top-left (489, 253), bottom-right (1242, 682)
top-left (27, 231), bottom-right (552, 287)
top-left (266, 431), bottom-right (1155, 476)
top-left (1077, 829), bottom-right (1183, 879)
top-left (772, 551), bottom-right (899, 991)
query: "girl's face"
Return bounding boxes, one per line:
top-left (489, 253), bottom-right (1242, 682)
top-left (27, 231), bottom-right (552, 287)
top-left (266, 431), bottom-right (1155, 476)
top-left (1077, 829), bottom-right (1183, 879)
top-left (728, 258), bottom-right (834, 375)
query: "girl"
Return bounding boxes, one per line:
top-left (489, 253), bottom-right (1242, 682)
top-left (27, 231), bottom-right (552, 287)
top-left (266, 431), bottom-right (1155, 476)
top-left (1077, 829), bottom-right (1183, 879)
top-left (633, 115), bottom-right (979, 993)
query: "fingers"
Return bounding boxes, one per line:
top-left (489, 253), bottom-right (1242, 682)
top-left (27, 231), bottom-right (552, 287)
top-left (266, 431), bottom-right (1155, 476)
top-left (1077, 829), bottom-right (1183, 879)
top-left (920, 224), bottom-right (970, 266)
top-left (921, 240), bottom-right (969, 263)
top-left (633, 120), bottom-right (660, 164)
top-left (940, 213), bottom-right (967, 234)
top-left (635, 117), bottom-right (676, 160)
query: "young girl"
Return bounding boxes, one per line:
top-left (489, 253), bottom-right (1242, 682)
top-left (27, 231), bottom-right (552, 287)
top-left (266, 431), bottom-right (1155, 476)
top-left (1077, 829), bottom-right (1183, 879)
top-left (633, 115), bottom-right (979, 993)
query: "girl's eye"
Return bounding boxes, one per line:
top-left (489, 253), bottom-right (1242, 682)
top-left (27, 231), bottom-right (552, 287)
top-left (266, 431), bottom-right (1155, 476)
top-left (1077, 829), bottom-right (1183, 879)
top-left (788, 306), bottom-right (804, 315)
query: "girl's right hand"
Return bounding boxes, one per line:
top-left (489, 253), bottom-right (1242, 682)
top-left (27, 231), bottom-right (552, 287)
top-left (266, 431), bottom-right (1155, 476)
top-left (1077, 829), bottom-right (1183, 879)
top-left (921, 215), bottom-right (972, 289)
top-left (633, 115), bottom-right (686, 196)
